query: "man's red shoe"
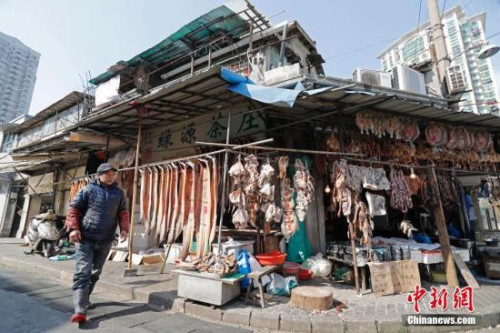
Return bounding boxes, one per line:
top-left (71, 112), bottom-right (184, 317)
top-left (70, 313), bottom-right (87, 323)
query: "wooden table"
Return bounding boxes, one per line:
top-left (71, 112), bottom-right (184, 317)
top-left (244, 265), bottom-right (280, 308)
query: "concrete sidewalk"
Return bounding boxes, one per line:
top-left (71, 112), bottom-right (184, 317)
top-left (1, 238), bottom-right (500, 333)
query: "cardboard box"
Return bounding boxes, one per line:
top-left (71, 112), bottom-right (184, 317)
top-left (141, 253), bottom-right (164, 265)
top-left (368, 259), bottom-right (421, 296)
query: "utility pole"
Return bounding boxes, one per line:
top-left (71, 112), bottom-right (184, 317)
top-left (427, 0), bottom-right (450, 95)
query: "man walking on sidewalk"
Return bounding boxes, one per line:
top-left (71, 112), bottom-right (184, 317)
top-left (65, 163), bottom-right (130, 323)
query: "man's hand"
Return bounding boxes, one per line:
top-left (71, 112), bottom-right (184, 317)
top-left (69, 230), bottom-right (81, 243)
top-left (120, 230), bottom-right (128, 242)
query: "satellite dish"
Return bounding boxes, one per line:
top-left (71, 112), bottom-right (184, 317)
top-left (478, 44), bottom-right (500, 59)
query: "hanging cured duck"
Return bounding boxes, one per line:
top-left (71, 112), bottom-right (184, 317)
top-left (425, 122), bottom-right (448, 147)
top-left (473, 130), bottom-right (492, 154)
top-left (383, 117), bottom-right (402, 139)
top-left (399, 119), bottom-right (420, 143)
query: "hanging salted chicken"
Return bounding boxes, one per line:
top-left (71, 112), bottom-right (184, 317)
top-left (293, 159), bottom-right (315, 222)
top-left (243, 155), bottom-right (260, 228)
top-left (229, 157), bottom-right (248, 229)
top-left (259, 161), bottom-right (282, 225)
top-left (279, 156), bottom-right (298, 241)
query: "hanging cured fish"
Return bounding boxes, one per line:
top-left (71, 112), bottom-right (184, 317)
top-left (167, 164), bottom-right (180, 244)
top-left (159, 165), bottom-right (171, 242)
top-left (174, 163), bottom-right (188, 241)
top-left (180, 162), bottom-right (196, 260)
top-left (208, 156), bottom-right (219, 245)
top-left (196, 159), bottom-right (212, 258)
top-left (149, 167), bottom-right (160, 235)
top-left (147, 167), bottom-right (154, 232)
top-left (156, 166), bottom-right (166, 236)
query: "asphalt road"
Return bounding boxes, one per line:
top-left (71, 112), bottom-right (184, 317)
top-left (0, 265), bottom-right (251, 333)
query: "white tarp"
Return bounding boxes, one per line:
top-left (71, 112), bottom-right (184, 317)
top-left (95, 75), bottom-right (120, 106)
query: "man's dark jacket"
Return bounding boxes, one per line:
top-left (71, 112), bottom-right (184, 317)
top-left (66, 179), bottom-right (129, 241)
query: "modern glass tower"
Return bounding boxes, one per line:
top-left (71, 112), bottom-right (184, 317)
top-left (0, 32), bottom-right (40, 124)
top-left (378, 6), bottom-right (499, 114)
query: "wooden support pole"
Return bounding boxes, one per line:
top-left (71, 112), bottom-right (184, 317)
top-left (349, 223), bottom-right (360, 294)
top-left (430, 166), bottom-right (459, 287)
top-left (127, 117), bottom-right (142, 270)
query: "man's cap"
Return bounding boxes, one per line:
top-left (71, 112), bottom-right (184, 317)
top-left (97, 163), bottom-right (117, 174)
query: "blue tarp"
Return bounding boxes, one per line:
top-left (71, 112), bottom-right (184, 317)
top-left (221, 67), bottom-right (337, 108)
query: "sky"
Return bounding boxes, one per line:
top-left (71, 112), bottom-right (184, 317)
top-left (0, 0), bottom-right (499, 115)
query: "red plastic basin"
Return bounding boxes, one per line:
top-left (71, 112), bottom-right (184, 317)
top-left (283, 262), bottom-right (300, 275)
top-left (298, 268), bottom-right (312, 281)
top-left (256, 250), bottom-right (287, 266)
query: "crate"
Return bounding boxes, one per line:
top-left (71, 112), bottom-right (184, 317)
top-left (482, 253), bottom-right (500, 279)
top-left (421, 250), bottom-right (442, 264)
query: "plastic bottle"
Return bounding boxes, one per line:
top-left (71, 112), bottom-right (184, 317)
top-left (237, 249), bottom-right (251, 289)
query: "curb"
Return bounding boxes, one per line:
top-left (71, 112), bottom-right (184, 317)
top-left (2, 254), bottom-right (500, 332)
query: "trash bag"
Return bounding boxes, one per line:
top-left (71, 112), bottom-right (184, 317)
top-left (300, 253), bottom-right (332, 277)
top-left (266, 273), bottom-right (297, 296)
top-left (237, 249), bottom-right (251, 289)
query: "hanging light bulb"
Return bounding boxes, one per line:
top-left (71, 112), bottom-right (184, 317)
top-left (410, 167), bottom-right (417, 180)
top-left (324, 184), bottom-right (331, 194)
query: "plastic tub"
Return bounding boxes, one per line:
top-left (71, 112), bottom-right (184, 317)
top-left (256, 250), bottom-right (286, 266)
top-left (298, 268), bottom-right (312, 281)
top-left (283, 262), bottom-right (300, 275)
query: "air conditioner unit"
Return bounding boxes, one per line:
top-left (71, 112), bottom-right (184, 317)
top-left (447, 65), bottom-right (467, 93)
top-left (352, 68), bottom-right (392, 88)
top-left (390, 65), bottom-right (426, 95)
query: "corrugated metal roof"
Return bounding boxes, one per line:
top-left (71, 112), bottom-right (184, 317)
top-left (299, 87), bottom-right (500, 131)
top-left (89, 1), bottom-right (270, 86)
top-left (9, 91), bottom-right (91, 134)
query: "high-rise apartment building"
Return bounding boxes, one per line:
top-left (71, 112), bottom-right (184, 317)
top-left (378, 6), bottom-right (499, 114)
top-left (0, 32), bottom-right (40, 124)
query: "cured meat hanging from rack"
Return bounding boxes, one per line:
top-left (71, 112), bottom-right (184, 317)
top-left (196, 159), bottom-right (212, 258)
top-left (139, 169), bottom-right (150, 231)
top-left (147, 167), bottom-right (154, 234)
top-left (156, 166), bottom-right (166, 238)
top-left (229, 158), bottom-right (248, 229)
top-left (278, 156), bottom-right (289, 180)
top-left (446, 126), bottom-right (458, 150)
top-left (149, 167), bottom-right (160, 236)
top-left (209, 156), bottom-right (219, 245)
top-left (280, 156), bottom-right (297, 241)
top-left (180, 162), bottom-right (196, 260)
top-left (244, 155), bottom-right (260, 228)
top-left (294, 159), bottom-right (315, 222)
top-left (174, 163), bottom-right (188, 241)
top-left (156, 165), bottom-right (166, 241)
top-left (390, 168), bottom-right (413, 213)
top-left (425, 122), bottom-right (448, 147)
top-left (167, 164), bottom-right (180, 244)
top-left (473, 130), bottom-right (492, 154)
top-left (383, 117), bottom-right (402, 139)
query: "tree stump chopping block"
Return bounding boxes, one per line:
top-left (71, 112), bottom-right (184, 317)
top-left (290, 286), bottom-right (333, 311)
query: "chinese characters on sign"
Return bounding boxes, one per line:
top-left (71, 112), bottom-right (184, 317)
top-left (158, 129), bottom-right (173, 149)
top-left (407, 286), bottom-right (474, 314)
top-left (181, 122), bottom-right (196, 144)
top-left (207, 112), bottom-right (227, 139)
